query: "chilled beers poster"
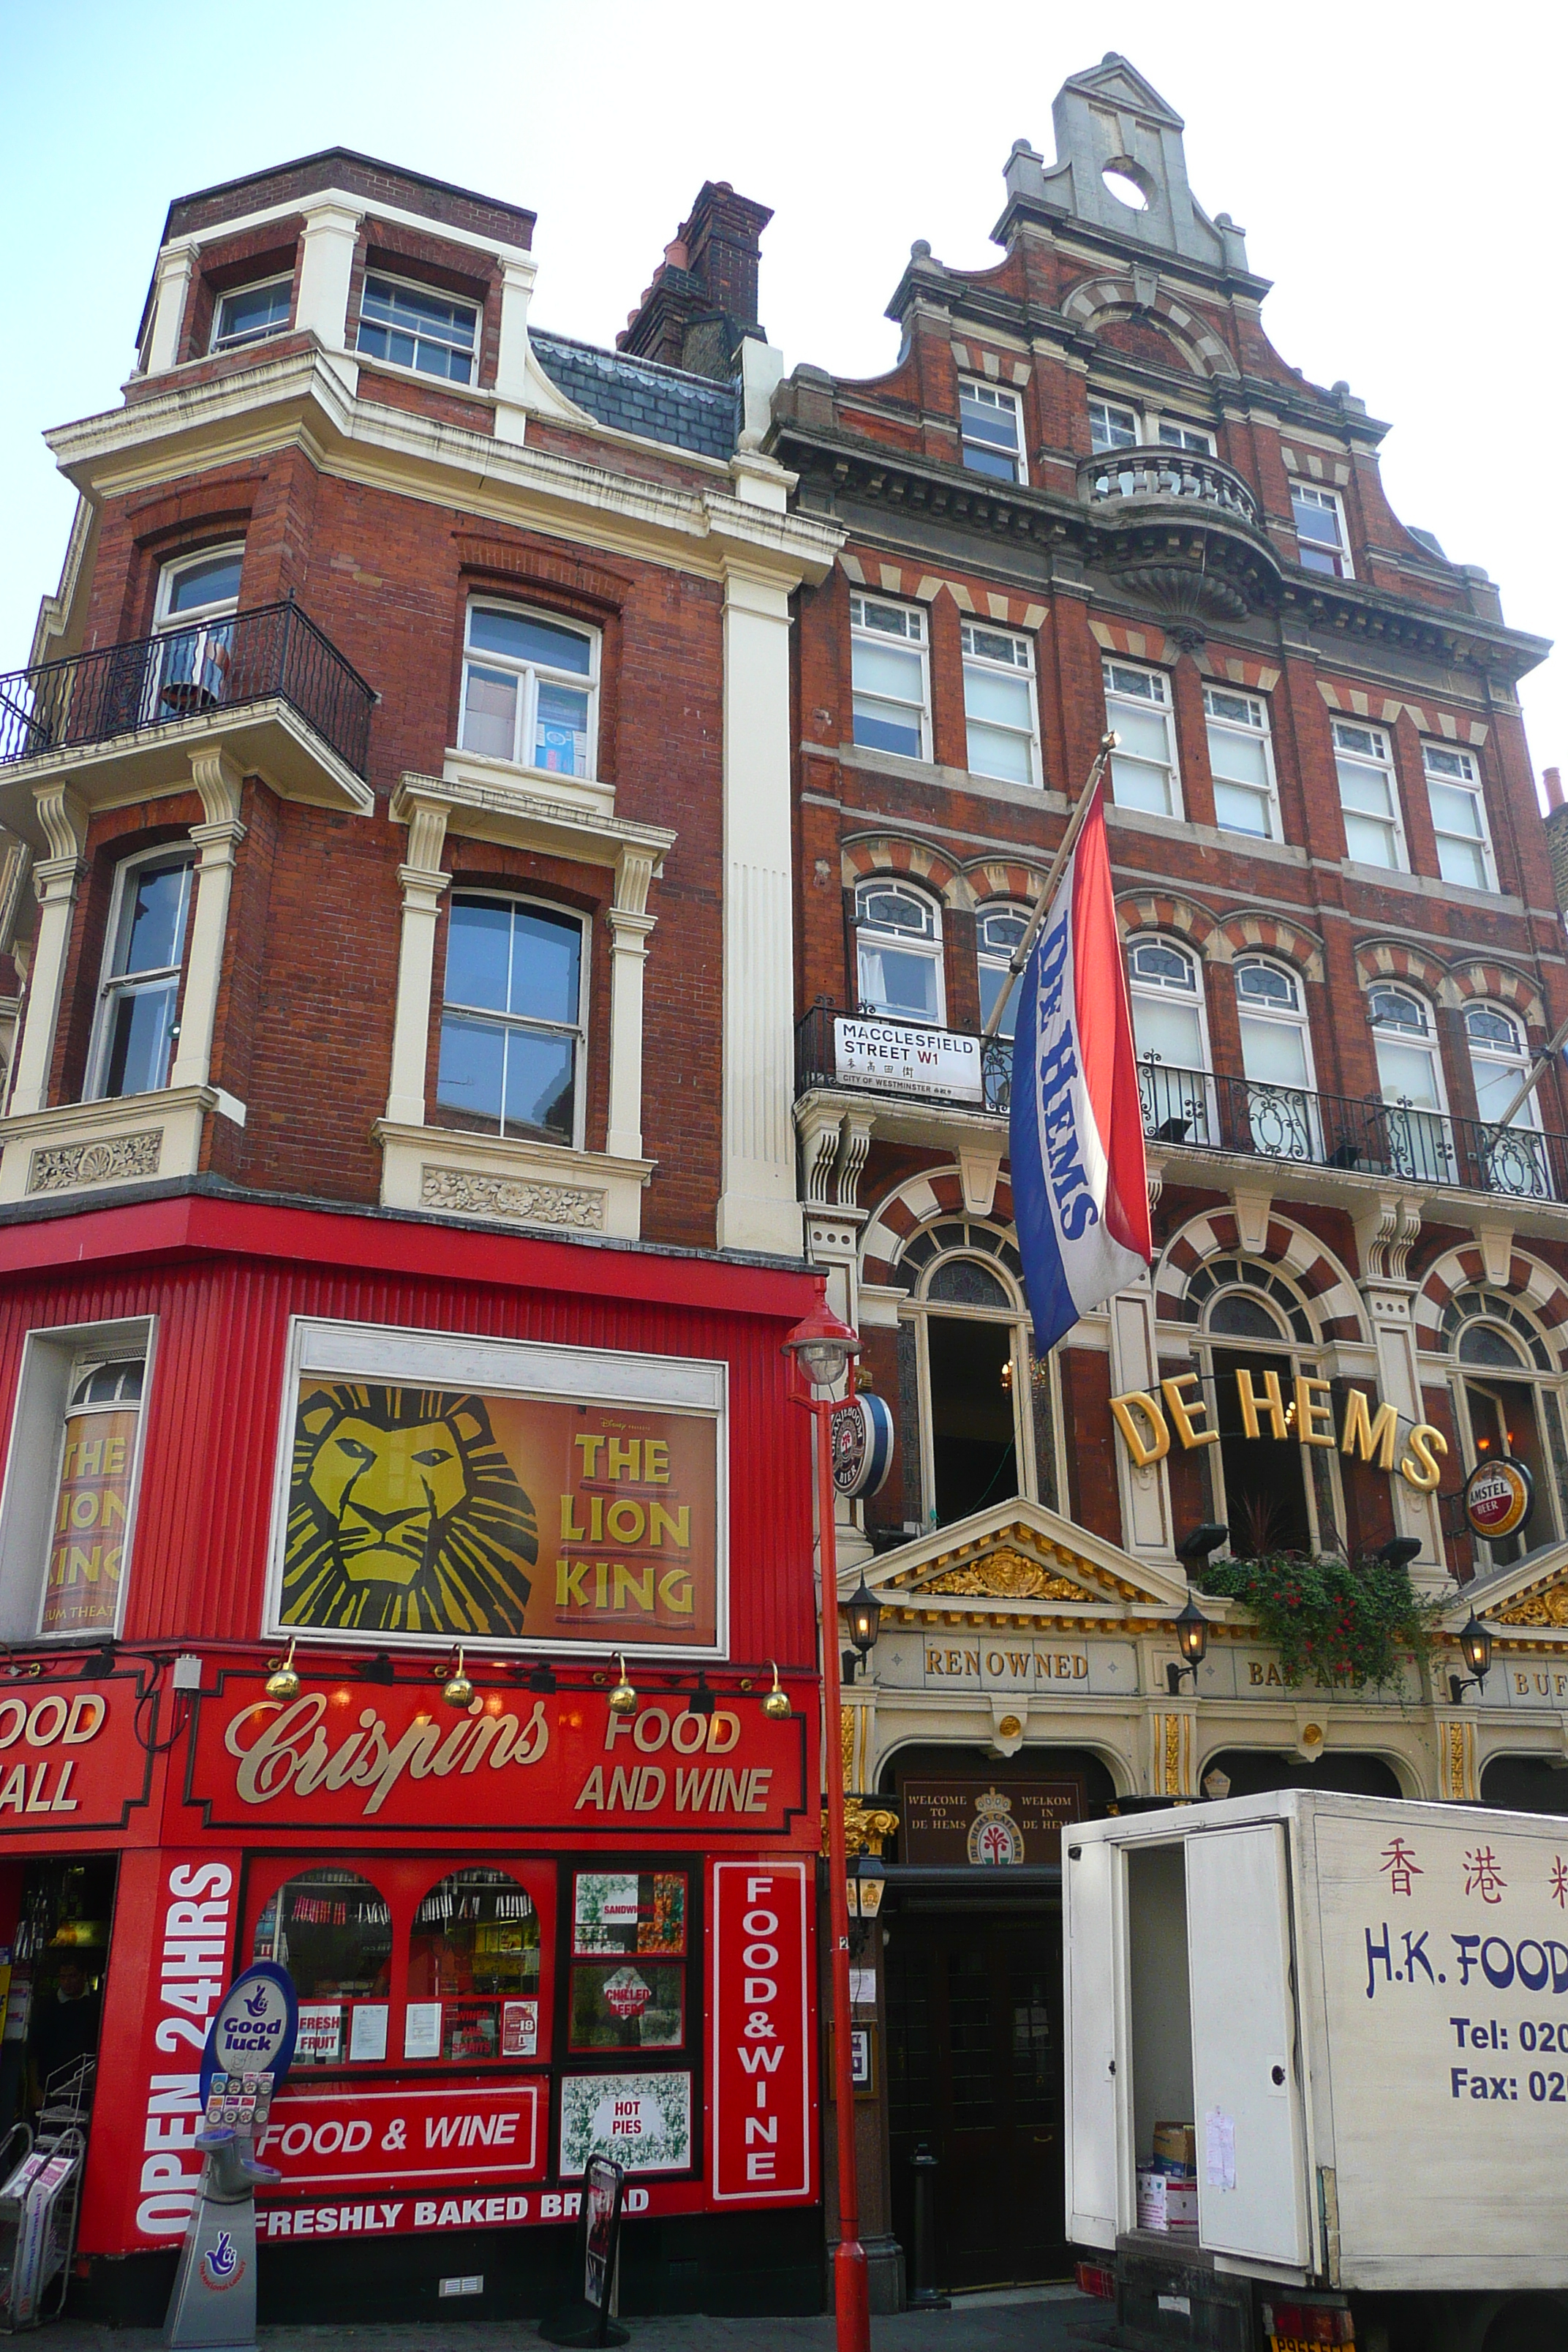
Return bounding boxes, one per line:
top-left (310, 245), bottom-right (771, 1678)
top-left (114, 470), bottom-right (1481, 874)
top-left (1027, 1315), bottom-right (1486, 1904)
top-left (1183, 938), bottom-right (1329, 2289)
top-left (280, 1382), bottom-right (719, 1647)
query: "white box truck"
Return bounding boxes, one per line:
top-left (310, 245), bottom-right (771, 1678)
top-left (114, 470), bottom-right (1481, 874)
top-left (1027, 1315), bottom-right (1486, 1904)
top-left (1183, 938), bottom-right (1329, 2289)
top-left (1063, 1790), bottom-right (1568, 2352)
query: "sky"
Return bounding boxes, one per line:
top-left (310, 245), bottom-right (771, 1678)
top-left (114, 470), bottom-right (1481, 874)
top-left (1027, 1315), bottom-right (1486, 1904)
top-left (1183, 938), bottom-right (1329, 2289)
top-left (3, 0), bottom-right (1563, 786)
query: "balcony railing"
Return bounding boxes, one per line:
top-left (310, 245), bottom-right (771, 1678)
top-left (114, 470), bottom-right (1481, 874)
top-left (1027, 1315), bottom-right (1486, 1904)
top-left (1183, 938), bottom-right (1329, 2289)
top-left (1077, 445), bottom-right (1261, 529)
top-left (1138, 1060), bottom-right (1568, 1204)
top-left (0, 599), bottom-right (375, 780)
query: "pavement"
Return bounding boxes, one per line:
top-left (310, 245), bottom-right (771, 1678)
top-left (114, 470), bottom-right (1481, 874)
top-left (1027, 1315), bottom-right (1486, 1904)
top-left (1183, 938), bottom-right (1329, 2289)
top-left (39, 2285), bottom-right (1117, 2351)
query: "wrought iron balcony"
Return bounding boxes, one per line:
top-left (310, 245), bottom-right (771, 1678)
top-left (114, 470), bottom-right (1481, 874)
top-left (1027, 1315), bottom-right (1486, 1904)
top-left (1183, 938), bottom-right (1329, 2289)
top-left (1139, 1059), bottom-right (1568, 1204)
top-left (796, 1003), bottom-right (1012, 1115)
top-left (1077, 445), bottom-right (1262, 527)
top-left (0, 599), bottom-right (375, 783)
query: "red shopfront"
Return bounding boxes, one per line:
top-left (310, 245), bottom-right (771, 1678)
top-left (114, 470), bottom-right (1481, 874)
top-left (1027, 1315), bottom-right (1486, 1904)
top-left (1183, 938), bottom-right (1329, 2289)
top-left (0, 1196), bottom-right (824, 2323)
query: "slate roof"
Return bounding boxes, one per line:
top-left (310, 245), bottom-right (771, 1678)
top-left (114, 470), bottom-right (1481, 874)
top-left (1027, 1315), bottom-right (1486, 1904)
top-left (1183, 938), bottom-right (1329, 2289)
top-left (532, 332), bottom-right (739, 462)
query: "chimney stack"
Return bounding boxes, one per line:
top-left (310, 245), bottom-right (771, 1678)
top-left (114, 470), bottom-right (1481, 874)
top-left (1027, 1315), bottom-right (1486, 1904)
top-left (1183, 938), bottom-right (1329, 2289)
top-left (618, 181), bottom-right (772, 383)
top-left (1541, 769), bottom-right (1568, 923)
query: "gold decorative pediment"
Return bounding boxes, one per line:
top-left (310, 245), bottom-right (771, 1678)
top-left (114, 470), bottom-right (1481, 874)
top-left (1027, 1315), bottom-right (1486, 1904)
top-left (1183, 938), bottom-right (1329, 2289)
top-left (921, 1548), bottom-right (1085, 1601)
top-left (1496, 1581), bottom-right (1568, 1629)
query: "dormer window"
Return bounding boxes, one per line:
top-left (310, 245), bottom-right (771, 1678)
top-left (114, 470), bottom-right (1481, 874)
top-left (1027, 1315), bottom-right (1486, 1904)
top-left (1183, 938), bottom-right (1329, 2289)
top-left (210, 276), bottom-right (292, 353)
top-left (1292, 483), bottom-right (1353, 579)
top-left (357, 274), bottom-right (478, 385)
top-left (960, 382), bottom-right (1025, 483)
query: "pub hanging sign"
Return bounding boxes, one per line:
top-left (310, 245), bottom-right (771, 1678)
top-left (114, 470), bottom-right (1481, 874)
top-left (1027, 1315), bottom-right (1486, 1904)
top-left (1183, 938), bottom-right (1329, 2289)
top-left (1109, 1370), bottom-right (1447, 1493)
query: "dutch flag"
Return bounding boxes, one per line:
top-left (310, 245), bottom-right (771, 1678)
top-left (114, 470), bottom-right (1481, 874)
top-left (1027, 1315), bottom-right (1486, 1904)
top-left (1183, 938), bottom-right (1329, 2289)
top-left (1009, 780), bottom-right (1152, 1354)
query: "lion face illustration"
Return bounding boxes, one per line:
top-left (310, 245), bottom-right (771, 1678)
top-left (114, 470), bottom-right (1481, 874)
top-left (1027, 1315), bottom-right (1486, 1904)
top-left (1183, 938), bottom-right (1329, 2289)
top-left (282, 1384), bottom-right (538, 1637)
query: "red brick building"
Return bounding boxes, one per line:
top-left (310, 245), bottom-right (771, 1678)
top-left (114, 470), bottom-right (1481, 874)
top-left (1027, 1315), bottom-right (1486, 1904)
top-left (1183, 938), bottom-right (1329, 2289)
top-left (0, 151), bottom-right (839, 2320)
top-left (770, 56), bottom-right (1568, 2296)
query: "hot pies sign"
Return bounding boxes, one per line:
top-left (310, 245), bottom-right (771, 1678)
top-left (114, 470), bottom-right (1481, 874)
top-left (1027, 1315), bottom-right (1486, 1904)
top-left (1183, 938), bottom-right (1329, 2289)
top-left (1110, 1371), bottom-right (1448, 1493)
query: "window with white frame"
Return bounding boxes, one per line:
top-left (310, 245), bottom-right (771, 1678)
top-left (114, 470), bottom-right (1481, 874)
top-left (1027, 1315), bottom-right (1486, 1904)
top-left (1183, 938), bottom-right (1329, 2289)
top-left (435, 894), bottom-right (587, 1146)
top-left (1463, 1003), bottom-right (1546, 1211)
top-left (1089, 397), bottom-right (1139, 453)
top-left (210, 277), bottom-right (292, 353)
top-left (356, 274), bottom-right (478, 384)
top-left (1235, 958), bottom-right (1319, 1157)
top-left (459, 604), bottom-right (598, 778)
top-left (146, 544), bottom-right (243, 722)
top-left (1156, 419), bottom-right (1215, 453)
top-left (1292, 482), bottom-right (1353, 578)
top-left (976, 905), bottom-right (1029, 1041)
top-left (959, 381), bottom-right (1025, 483)
top-left (855, 881), bottom-right (943, 1025)
top-left (1423, 742), bottom-right (1495, 890)
top-left (1103, 660), bottom-right (1180, 817)
top-left (1370, 983), bottom-right (1452, 1183)
top-left (1333, 719), bottom-right (1405, 870)
top-left (849, 595), bottom-right (929, 760)
top-left (1128, 937), bottom-right (1213, 1142)
top-left (961, 623), bottom-right (1039, 785)
top-left (1203, 685), bottom-right (1280, 840)
top-left (0, 1318), bottom-right (155, 1644)
top-left (88, 851), bottom-right (197, 1101)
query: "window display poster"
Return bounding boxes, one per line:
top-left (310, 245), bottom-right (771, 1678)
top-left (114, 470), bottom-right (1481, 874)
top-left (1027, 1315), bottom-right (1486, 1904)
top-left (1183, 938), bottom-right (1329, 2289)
top-left (570, 1962), bottom-right (684, 2051)
top-left (277, 1376), bottom-right (720, 1648)
top-left (43, 1406), bottom-right (137, 1635)
top-left (403, 2003), bottom-right (442, 2060)
top-left (349, 2003), bottom-right (388, 2062)
top-left (295, 2003), bottom-right (343, 2064)
top-left (574, 1872), bottom-right (686, 1956)
top-left (502, 1999), bottom-right (539, 2057)
top-left (711, 1860), bottom-right (814, 2204)
top-left (559, 2072), bottom-right (692, 2177)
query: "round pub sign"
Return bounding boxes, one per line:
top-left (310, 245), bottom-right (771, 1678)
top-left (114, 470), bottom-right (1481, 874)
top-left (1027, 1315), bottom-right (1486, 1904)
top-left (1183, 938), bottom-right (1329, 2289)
top-left (1463, 1456), bottom-right (1534, 1542)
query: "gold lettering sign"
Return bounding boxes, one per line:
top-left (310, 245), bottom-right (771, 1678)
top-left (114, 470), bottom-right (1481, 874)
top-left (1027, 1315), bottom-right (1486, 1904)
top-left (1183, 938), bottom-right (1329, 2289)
top-left (1108, 1377), bottom-right (1447, 1493)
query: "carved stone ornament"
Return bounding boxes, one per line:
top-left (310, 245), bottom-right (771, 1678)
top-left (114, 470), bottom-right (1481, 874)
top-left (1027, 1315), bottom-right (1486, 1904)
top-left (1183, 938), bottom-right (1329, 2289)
top-left (921, 1547), bottom-right (1085, 1601)
top-left (1495, 1583), bottom-right (1568, 1628)
top-left (29, 1130), bottom-right (162, 1194)
top-left (420, 1166), bottom-right (606, 1230)
top-left (831, 1798), bottom-right (901, 1861)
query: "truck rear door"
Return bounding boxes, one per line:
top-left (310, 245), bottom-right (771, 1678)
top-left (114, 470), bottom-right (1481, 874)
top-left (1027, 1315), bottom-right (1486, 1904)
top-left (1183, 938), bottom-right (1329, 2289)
top-left (1063, 1834), bottom-right (1121, 2247)
top-left (1186, 1824), bottom-right (1311, 2266)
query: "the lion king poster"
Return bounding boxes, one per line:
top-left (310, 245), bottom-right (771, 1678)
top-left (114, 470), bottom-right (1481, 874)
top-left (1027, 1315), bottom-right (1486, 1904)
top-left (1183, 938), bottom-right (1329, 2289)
top-left (275, 1355), bottom-right (723, 1652)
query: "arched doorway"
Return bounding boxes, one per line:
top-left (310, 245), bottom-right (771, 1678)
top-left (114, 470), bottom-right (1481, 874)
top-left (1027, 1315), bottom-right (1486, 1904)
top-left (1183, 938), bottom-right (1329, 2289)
top-left (1199, 1749), bottom-right (1405, 1801)
top-left (1480, 1754), bottom-right (1568, 1817)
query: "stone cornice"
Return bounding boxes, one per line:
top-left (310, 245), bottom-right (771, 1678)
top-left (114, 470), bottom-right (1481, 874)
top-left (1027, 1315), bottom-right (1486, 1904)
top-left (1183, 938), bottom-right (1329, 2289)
top-left (44, 347), bottom-right (843, 598)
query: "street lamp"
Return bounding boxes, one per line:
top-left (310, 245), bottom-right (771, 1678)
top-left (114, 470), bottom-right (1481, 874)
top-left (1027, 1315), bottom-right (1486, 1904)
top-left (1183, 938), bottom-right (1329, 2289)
top-left (783, 1295), bottom-right (869, 2352)
top-left (1166, 1596), bottom-right (1210, 1696)
top-left (1376, 1535), bottom-right (1423, 1572)
top-left (1449, 1609), bottom-right (1493, 1708)
top-left (843, 1575), bottom-right (881, 1684)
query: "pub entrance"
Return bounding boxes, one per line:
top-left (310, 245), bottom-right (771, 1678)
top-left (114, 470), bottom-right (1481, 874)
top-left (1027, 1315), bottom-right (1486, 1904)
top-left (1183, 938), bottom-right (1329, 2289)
top-left (878, 1745), bottom-right (1115, 2292)
top-left (885, 1895), bottom-right (1064, 2290)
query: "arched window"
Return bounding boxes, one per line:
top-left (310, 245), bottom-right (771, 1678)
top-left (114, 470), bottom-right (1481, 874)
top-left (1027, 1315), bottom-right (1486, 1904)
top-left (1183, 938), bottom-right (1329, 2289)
top-left (1369, 984), bottom-right (1451, 1183)
top-left (855, 882), bottom-right (943, 1025)
top-left (254, 1867), bottom-right (392, 2065)
top-left (1128, 938), bottom-right (1213, 1144)
top-left (1465, 1005), bottom-right (1549, 1199)
top-left (976, 905), bottom-right (1029, 1041)
top-left (1443, 1289), bottom-right (1567, 1569)
top-left (1235, 958), bottom-right (1317, 1159)
top-left (894, 1217), bottom-right (1036, 1529)
top-left (1192, 1263), bottom-right (1334, 1557)
top-left (149, 545), bottom-right (243, 722)
top-left (408, 1868), bottom-right (541, 2062)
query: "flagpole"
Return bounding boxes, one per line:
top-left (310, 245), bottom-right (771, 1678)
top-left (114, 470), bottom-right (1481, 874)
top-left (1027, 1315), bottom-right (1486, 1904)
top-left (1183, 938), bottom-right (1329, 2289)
top-left (980, 731), bottom-right (1120, 1044)
top-left (1483, 1009), bottom-right (1568, 1135)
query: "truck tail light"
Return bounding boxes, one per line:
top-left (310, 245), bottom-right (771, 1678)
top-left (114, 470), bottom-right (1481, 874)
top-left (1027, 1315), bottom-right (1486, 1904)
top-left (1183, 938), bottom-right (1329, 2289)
top-left (1262, 2302), bottom-right (1354, 2344)
top-left (1075, 2259), bottom-right (1115, 2301)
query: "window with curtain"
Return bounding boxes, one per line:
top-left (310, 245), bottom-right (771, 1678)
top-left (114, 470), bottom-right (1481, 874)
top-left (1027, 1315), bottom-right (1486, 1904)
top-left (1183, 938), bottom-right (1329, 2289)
top-left (1128, 938), bottom-right (1212, 1143)
top-left (1466, 1004), bottom-right (1549, 1199)
top-left (849, 596), bottom-right (928, 759)
top-left (961, 624), bottom-right (1039, 785)
top-left (1424, 743), bottom-right (1495, 890)
top-left (1103, 660), bottom-right (1180, 817)
top-left (1235, 959), bottom-right (1317, 1159)
top-left (1204, 687), bottom-right (1279, 840)
top-left (1370, 984), bottom-right (1451, 1183)
top-left (1333, 720), bottom-right (1405, 870)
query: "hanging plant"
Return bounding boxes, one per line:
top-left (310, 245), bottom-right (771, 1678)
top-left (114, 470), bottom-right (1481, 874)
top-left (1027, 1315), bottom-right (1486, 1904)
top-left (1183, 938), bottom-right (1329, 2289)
top-left (1195, 1546), bottom-right (1442, 1692)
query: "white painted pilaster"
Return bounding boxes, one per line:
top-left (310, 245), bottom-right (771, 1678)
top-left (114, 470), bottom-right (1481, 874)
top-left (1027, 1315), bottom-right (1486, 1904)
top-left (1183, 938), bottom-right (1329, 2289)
top-left (7, 786), bottom-right (86, 1119)
top-left (716, 562), bottom-right (799, 1257)
top-left (143, 244), bottom-right (197, 375)
top-left (169, 752), bottom-right (244, 1093)
top-left (296, 200), bottom-right (363, 389)
top-left (1354, 1195), bottom-right (1445, 1579)
top-left (383, 792), bottom-right (450, 1128)
top-left (606, 845), bottom-right (658, 1161)
top-left (1107, 1274), bottom-right (1174, 1558)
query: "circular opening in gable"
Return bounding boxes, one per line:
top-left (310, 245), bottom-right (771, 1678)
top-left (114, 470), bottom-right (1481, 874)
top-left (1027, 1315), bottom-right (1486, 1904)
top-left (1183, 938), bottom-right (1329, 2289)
top-left (1102, 159), bottom-right (1153, 211)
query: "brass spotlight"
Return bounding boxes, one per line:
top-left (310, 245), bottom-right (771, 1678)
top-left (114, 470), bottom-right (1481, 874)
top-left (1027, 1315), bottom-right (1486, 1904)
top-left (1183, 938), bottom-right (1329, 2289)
top-left (761, 1662), bottom-right (791, 1722)
top-left (264, 1641), bottom-right (301, 1702)
top-left (439, 1647), bottom-right (474, 1709)
top-left (608, 1654), bottom-right (638, 1715)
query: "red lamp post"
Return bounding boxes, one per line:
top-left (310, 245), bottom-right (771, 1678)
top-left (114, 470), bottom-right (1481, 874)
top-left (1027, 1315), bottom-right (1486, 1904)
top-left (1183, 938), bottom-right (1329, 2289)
top-left (783, 1297), bottom-right (868, 2352)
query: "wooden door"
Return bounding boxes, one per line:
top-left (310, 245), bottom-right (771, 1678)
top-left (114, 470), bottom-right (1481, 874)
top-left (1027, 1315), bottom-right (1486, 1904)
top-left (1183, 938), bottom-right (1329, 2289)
top-left (886, 1909), bottom-right (1066, 2289)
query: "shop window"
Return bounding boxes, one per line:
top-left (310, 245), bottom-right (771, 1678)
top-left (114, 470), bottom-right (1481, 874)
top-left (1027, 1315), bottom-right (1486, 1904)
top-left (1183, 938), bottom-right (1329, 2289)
top-left (254, 1868), bottom-right (392, 2065)
top-left (406, 1868), bottom-right (541, 2064)
top-left (570, 1870), bottom-right (687, 2052)
top-left (0, 1319), bottom-right (154, 1643)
